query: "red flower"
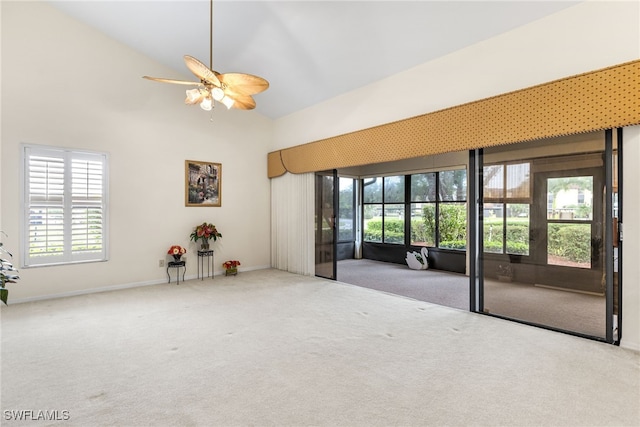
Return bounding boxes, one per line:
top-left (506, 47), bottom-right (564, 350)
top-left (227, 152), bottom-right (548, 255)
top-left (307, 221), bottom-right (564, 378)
top-left (167, 245), bottom-right (187, 255)
top-left (190, 222), bottom-right (222, 242)
top-left (223, 260), bottom-right (241, 269)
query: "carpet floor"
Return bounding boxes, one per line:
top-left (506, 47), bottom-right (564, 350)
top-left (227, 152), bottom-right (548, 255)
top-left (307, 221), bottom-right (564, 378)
top-left (1, 269), bottom-right (638, 426)
top-left (337, 259), bottom-right (606, 337)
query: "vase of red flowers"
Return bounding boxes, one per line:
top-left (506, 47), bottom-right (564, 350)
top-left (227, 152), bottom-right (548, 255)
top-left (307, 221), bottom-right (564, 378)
top-left (168, 245), bottom-right (187, 261)
top-left (223, 260), bottom-right (240, 276)
top-left (190, 222), bottom-right (222, 250)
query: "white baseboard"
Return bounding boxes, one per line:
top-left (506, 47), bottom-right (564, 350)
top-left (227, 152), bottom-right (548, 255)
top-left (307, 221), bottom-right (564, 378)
top-left (9, 278), bottom-right (167, 304)
top-left (8, 265), bottom-right (272, 305)
top-left (620, 339), bottom-right (640, 353)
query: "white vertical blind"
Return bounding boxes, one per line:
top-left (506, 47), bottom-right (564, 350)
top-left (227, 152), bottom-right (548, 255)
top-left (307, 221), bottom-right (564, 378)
top-left (484, 162), bottom-right (531, 202)
top-left (270, 172), bottom-right (314, 275)
top-left (505, 163), bottom-right (531, 200)
top-left (23, 145), bottom-right (108, 266)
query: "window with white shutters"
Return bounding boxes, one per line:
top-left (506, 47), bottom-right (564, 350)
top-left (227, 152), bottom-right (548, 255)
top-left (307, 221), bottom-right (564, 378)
top-left (22, 145), bottom-right (108, 267)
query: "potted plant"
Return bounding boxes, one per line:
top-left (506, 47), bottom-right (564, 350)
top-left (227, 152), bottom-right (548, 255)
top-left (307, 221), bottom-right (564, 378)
top-left (222, 260), bottom-right (240, 276)
top-left (1, 232), bottom-right (20, 304)
top-left (189, 222), bottom-right (222, 250)
top-left (167, 245), bottom-right (187, 261)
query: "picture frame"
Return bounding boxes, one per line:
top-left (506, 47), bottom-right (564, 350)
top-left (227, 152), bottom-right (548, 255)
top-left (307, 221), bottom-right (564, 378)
top-left (185, 160), bottom-right (221, 207)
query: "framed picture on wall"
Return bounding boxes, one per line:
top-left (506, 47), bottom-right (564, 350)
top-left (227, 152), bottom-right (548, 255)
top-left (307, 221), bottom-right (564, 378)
top-left (185, 160), bottom-right (222, 207)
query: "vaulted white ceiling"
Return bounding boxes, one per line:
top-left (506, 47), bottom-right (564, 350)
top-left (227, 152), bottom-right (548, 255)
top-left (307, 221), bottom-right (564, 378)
top-left (48, 1), bottom-right (580, 119)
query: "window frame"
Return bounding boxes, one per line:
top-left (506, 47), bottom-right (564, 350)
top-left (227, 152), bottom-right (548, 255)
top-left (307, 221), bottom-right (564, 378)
top-left (337, 177), bottom-right (356, 243)
top-left (362, 175), bottom-right (406, 245)
top-left (434, 169), bottom-right (468, 250)
top-left (362, 167), bottom-right (468, 251)
top-left (21, 144), bottom-right (109, 268)
top-left (483, 161), bottom-right (532, 256)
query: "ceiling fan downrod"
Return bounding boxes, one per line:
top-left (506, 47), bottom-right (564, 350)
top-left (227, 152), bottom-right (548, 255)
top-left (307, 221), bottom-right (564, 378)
top-left (209, 0), bottom-right (213, 72)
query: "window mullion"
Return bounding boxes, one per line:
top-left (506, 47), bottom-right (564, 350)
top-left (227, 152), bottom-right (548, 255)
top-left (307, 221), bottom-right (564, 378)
top-left (502, 166), bottom-right (508, 254)
top-left (63, 151), bottom-right (74, 261)
top-left (380, 178), bottom-right (385, 243)
top-left (404, 174), bottom-right (410, 246)
top-left (435, 172), bottom-right (440, 247)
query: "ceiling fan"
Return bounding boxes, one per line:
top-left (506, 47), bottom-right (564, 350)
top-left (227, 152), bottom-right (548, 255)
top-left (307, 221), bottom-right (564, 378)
top-left (143, 0), bottom-right (269, 112)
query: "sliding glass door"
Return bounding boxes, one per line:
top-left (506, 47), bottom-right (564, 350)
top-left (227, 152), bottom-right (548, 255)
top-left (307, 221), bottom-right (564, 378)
top-left (315, 170), bottom-right (337, 280)
top-left (477, 131), bottom-right (619, 341)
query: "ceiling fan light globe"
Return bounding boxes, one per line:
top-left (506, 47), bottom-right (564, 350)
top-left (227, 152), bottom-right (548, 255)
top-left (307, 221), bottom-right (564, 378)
top-left (186, 88), bottom-right (201, 103)
top-left (221, 96), bottom-right (235, 109)
top-left (211, 87), bottom-right (225, 101)
top-left (200, 96), bottom-right (213, 111)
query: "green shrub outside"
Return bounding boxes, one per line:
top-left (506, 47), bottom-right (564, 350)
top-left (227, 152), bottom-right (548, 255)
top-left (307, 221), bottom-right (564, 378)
top-left (364, 218), bottom-right (382, 242)
top-left (483, 241), bottom-right (503, 253)
top-left (418, 204), bottom-right (466, 247)
top-left (548, 224), bottom-right (591, 263)
top-left (363, 229), bottom-right (382, 242)
top-left (364, 207), bottom-right (588, 261)
top-left (505, 242), bottom-right (528, 255)
top-left (506, 223), bottom-right (529, 244)
top-left (421, 205), bottom-right (436, 242)
top-left (439, 204), bottom-right (466, 243)
top-left (410, 219), bottom-right (433, 245)
top-left (365, 205), bottom-right (467, 248)
top-left (364, 218), bottom-right (404, 244)
top-left (385, 218), bottom-right (405, 244)
top-left (484, 221), bottom-right (529, 254)
top-left (384, 218), bottom-right (404, 234)
top-left (366, 219), bottom-right (382, 231)
top-left (439, 240), bottom-right (466, 250)
top-left (483, 221), bottom-right (528, 243)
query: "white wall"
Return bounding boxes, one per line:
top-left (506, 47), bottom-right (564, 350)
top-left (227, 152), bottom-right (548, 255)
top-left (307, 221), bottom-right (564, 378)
top-left (273, 0), bottom-right (640, 351)
top-left (273, 0), bottom-right (640, 149)
top-left (1, 1), bottom-right (272, 300)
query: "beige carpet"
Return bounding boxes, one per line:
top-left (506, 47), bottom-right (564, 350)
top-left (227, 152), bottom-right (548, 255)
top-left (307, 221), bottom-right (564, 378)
top-left (338, 259), bottom-right (606, 337)
top-left (337, 259), bottom-right (470, 310)
top-left (1, 269), bottom-right (638, 426)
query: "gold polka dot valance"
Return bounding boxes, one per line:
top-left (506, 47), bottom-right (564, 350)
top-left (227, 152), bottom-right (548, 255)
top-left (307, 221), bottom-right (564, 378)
top-left (268, 59), bottom-right (640, 178)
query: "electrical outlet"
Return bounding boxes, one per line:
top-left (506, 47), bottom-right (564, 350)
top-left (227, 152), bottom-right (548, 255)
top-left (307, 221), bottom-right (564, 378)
top-left (159, 259), bottom-right (165, 267)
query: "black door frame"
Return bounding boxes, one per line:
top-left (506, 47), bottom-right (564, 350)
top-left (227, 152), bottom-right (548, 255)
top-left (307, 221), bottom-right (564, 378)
top-left (315, 170), bottom-right (338, 280)
top-left (469, 129), bottom-right (620, 344)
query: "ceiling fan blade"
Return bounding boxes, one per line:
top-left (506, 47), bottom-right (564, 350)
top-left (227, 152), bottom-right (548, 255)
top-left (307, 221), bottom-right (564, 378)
top-left (218, 73), bottom-right (269, 96)
top-left (184, 55), bottom-right (221, 87)
top-left (143, 76), bottom-right (203, 86)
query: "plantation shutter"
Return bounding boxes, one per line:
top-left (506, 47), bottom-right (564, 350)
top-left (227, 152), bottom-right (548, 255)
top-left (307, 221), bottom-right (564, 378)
top-left (27, 151), bottom-right (65, 262)
top-left (71, 156), bottom-right (105, 257)
top-left (23, 145), bottom-right (108, 267)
